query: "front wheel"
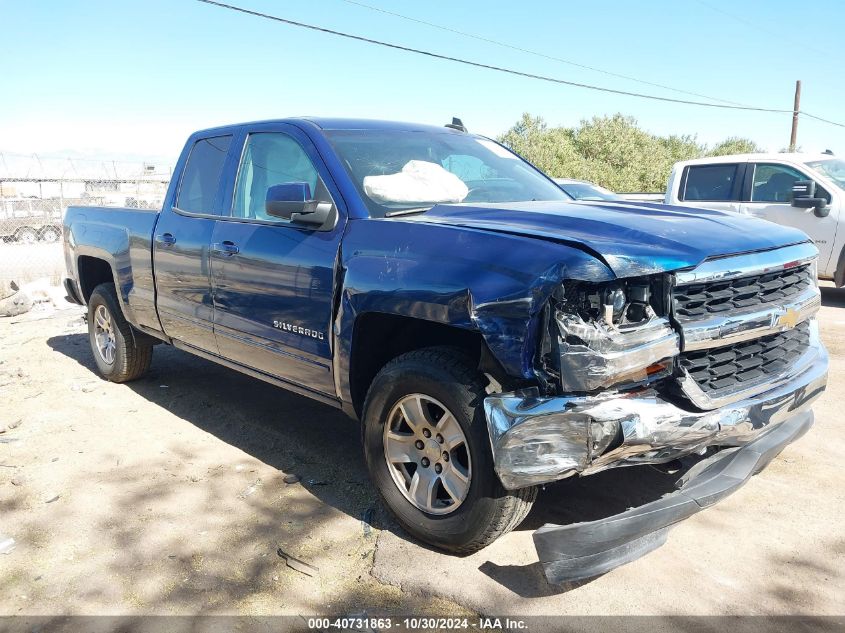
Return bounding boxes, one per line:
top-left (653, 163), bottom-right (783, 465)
top-left (87, 284), bottom-right (152, 382)
top-left (362, 347), bottom-right (536, 554)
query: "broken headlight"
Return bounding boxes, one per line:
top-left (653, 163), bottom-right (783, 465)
top-left (551, 277), bottom-right (680, 392)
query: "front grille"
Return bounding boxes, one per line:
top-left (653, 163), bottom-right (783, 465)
top-left (679, 321), bottom-right (810, 395)
top-left (673, 264), bottom-right (813, 321)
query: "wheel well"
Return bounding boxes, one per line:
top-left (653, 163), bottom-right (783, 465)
top-left (349, 313), bottom-right (484, 418)
top-left (77, 256), bottom-right (115, 303)
top-left (834, 244), bottom-right (845, 287)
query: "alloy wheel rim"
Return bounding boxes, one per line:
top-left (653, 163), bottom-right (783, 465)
top-left (383, 393), bottom-right (472, 515)
top-left (93, 305), bottom-right (116, 365)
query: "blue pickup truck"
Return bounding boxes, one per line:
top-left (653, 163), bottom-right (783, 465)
top-left (63, 118), bottom-right (828, 583)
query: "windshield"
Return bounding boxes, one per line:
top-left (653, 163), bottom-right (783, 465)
top-left (556, 181), bottom-right (620, 201)
top-left (806, 158), bottom-right (845, 190)
top-left (325, 129), bottom-right (570, 216)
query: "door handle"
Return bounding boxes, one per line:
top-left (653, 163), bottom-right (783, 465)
top-left (156, 233), bottom-right (176, 246)
top-left (212, 240), bottom-right (239, 256)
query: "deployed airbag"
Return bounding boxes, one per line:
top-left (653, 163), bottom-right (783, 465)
top-left (363, 160), bottom-right (469, 205)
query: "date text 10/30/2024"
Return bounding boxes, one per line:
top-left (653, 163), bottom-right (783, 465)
top-left (306, 617), bottom-right (528, 630)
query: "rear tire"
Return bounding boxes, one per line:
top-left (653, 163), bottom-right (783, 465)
top-left (87, 283), bottom-right (152, 382)
top-left (362, 347), bottom-right (536, 554)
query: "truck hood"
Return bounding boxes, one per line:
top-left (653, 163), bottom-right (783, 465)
top-left (403, 200), bottom-right (811, 278)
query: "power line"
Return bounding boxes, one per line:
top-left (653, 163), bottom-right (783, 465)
top-left (336, 0), bottom-right (750, 107)
top-left (194, 0), bottom-right (794, 114)
top-left (801, 112), bottom-right (845, 130)
top-left (695, 0), bottom-right (782, 39)
top-left (690, 1), bottom-right (845, 131)
top-left (198, 0), bottom-right (845, 130)
top-left (693, 0), bottom-right (828, 58)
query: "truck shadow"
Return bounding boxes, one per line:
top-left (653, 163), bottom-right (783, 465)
top-left (478, 466), bottom-right (678, 597)
top-left (48, 332), bottom-right (680, 598)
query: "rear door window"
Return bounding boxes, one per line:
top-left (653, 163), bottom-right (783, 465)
top-left (682, 164), bottom-right (740, 201)
top-left (176, 135), bottom-right (233, 214)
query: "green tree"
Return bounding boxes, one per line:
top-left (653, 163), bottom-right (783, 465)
top-left (497, 113), bottom-right (762, 192)
top-left (709, 137), bottom-right (764, 156)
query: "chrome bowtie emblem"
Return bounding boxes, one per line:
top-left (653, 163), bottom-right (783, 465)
top-left (776, 308), bottom-right (800, 329)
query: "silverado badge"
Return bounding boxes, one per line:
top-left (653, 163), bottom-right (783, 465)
top-left (273, 321), bottom-right (325, 340)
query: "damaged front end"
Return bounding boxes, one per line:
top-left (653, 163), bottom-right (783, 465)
top-left (483, 244), bottom-right (828, 582)
top-left (485, 275), bottom-right (684, 489)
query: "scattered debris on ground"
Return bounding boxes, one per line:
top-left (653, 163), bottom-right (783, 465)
top-left (277, 548), bottom-right (319, 577)
top-left (238, 479), bottom-right (263, 499)
top-left (361, 508), bottom-right (374, 538)
top-left (0, 535), bottom-right (15, 555)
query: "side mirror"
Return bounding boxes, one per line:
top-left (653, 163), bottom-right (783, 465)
top-left (265, 182), bottom-right (333, 226)
top-left (265, 183), bottom-right (311, 218)
top-left (791, 180), bottom-right (816, 200)
top-left (791, 180), bottom-right (829, 217)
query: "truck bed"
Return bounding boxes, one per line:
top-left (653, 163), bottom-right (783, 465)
top-left (63, 205), bottom-right (161, 335)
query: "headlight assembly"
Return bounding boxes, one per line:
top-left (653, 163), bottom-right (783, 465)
top-left (552, 277), bottom-right (680, 392)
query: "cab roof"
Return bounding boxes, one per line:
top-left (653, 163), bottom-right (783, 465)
top-left (193, 117), bottom-right (469, 137)
top-left (675, 152), bottom-right (836, 167)
top-left (300, 117), bottom-right (462, 133)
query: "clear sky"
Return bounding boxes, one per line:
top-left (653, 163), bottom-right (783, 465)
top-left (2, 0), bottom-right (844, 167)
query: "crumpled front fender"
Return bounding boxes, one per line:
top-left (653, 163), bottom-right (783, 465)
top-left (334, 218), bottom-right (615, 405)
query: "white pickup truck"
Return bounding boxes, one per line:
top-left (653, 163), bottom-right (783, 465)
top-left (666, 153), bottom-right (845, 284)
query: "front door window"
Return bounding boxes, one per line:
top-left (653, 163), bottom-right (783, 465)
top-left (750, 164), bottom-right (805, 203)
top-left (232, 133), bottom-right (321, 222)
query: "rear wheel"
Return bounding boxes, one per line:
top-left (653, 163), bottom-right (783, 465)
top-left (87, 284), bottom-right (152, 382)
top-left (362, 347), bottom-right (536, 554)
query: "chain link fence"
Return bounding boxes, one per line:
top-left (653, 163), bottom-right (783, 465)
top-left (0, 177), bottom-right (169, 288)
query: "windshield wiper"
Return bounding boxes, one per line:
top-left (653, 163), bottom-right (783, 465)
top-left (384, 207), bottom-right (432, 218)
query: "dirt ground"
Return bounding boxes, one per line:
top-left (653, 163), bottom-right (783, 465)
top-left (1, 285), bottom-right (844, 621)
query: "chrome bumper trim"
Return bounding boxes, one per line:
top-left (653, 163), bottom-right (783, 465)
top-left (484, 333), bottom-right (827, 490)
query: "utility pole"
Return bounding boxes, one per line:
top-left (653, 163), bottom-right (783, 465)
top-left (789, 80), bottom-right (801, 152)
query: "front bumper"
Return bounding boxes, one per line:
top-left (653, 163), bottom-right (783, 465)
top-left (534, 410), bottom-right (814, 583)
top-left (483, 323), bottom-right (827, 583)
top-left (484, 322), bottom-right (827, 490)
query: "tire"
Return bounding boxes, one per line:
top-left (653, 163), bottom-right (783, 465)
top-left (16, 227), bottom-right (38, 244)
top-left (87, 283), bottom-right (152, 382)
top-left (362, 347), bottom-right (537, 554)
top-left (40, 227), bottom-right (60, 243)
